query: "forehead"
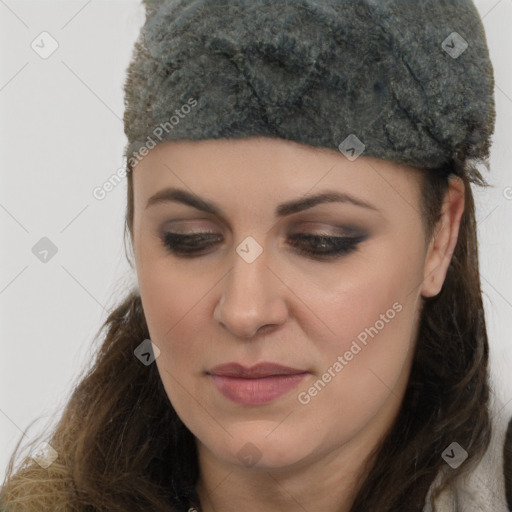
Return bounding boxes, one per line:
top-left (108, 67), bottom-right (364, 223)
top-left (132, 137), bottom-right (423, 215)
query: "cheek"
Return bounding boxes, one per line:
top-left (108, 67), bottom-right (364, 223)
top-left (138, 259), bottom-right (209, 357)
top-left (309, 237), bottom-right (423, 348)
top-left (138, 261), bottom-right (212, 414)
top-left (295, 239), bottom-right (424, 434)
top-left (135, 242), bottom-right (226, 404)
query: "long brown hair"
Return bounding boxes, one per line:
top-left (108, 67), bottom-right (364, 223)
top-left (0, 152), bottom-right (494, 511)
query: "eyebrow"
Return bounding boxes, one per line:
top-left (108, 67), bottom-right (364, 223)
top-left (145, 187), bottom-right (380, 217)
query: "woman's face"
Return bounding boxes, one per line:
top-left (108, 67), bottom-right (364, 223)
top-left (131, 136), bottom-right (447, 472)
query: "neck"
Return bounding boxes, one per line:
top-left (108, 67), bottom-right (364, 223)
top-left (195, 447), bottom-right (368, 512)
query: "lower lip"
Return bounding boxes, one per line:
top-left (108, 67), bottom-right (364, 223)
top-left (209, 373), bottom-right (309, 405)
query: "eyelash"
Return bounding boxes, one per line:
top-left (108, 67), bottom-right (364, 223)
top-left (161, 232), bottom-right (366, 260)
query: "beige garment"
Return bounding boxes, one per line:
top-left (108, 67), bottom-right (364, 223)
top-left (423, 397), bottom-right (511, 512)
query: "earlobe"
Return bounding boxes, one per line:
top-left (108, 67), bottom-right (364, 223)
top-left (420, 176), bottom-right (465, 299)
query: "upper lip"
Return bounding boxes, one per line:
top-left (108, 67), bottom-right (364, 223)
top-left (208, 362), bottom-right (308, 378)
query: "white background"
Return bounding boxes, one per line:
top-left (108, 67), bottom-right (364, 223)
top-left (1, 0), bottom-right (511, 483)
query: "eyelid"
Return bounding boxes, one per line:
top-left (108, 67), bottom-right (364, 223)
top-left (162, 218), bottom-right (363, 234)
top-left (291, 228), bottom-right (354, 237)
top-left (289, 223), bottom-right (365, 237)
top-left (161, 228), bottom-right (361, 241)
top-left (160, 221), bottom-right (218, 235)
top-left (158, 207), bottom-right (375, 248)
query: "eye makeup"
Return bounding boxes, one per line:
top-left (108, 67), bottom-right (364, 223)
top-left (160, 230), bottom-right (368, 261)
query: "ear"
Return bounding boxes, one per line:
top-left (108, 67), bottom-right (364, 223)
top-left (420, 176), bottom-right (465, 298)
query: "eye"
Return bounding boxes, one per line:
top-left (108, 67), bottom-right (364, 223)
top-left (161, 232), bottom-right (223, 255)
top-left (161, 231), bottom-right (367, 260)
top-left (286, 233), bottom-right (367, 260)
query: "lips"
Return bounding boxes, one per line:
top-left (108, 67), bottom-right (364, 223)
top-left (208, 362), bottom-right (307, 378)
top-left (207, 362), bottom-right (309, 405)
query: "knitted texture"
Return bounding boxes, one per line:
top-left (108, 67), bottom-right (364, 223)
top-left (122, 0), bottom-right (496, 172)
top-left (422, 399), bottom-right (512, 512)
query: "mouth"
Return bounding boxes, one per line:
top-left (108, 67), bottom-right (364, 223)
top-left (207, 362), bottom-right (310, 405)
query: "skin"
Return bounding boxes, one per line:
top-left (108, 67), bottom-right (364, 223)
top-left (131, 136), bottom-right (465, 512)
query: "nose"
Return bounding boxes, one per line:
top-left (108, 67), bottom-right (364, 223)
top-left (213, 248), bottom-right (289, 339)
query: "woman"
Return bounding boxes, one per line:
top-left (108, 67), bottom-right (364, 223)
top-left (1, 0), bottom-right (511, 511)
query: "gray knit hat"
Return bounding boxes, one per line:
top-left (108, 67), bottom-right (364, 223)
top-left (122, 0), bottom-right (495, 173)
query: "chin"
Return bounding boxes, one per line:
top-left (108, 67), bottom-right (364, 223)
top-left (200, 421), bottom-right (317, 470)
